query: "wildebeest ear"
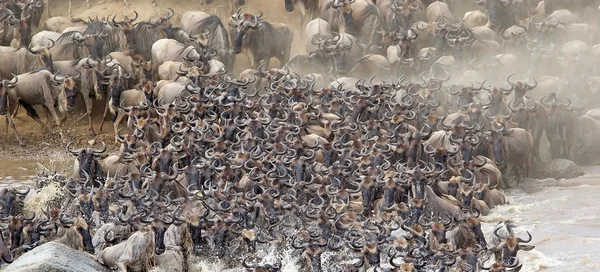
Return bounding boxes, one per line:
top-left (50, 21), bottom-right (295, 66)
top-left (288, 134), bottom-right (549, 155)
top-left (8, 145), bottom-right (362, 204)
top-left (518, 244), bottom-right (535, 251)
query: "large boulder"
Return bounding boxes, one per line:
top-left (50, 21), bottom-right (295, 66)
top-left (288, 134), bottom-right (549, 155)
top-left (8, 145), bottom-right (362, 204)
top-left (531, 159), bottom-right (585, 180)
top-left (3, 242), bottom-right (109, 272)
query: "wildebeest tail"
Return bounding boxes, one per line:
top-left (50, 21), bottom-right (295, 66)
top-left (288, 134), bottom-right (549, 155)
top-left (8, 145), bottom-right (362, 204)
top-left (18, 100), bottom-right (40, 120)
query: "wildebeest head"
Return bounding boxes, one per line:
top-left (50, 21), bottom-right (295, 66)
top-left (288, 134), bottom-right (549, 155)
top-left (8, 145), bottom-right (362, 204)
top-left (533, 16), bottom-right (560, 44)
top-left (284, 0), bottom-right (295, 12)
top-left (389, 0), bottom-right (423, 30)
top-left (0, 77), bottom-right (19, 115)
top-left (466, 217), bottom-right (487, 247)
top-left (112, 11), bottom-right (139, 46)
top-left (52, 71), bottom-right (80, 111)
top-left (59, 214), bottom-right (95, 253)
top-left (28, 40), bottom-right (55, 72)
top-left (230, 8), bottom-right (264, 54)
top-left (67, 141), bottom-right (107, 181)
top-left (314, 34), bottom-right (354, 73)
top-left (494, 229), bottom-right (534, 265)
top-left (143, 215), bottom-right (174, 255)
top-left (447, 176), bottom-right (460, 197)
top-left (131, 55), bottom-right (152, 81)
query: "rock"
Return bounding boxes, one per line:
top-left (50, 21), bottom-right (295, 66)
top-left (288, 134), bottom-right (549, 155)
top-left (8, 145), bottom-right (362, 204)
top-left (3, 242), bottom-right (109, 272)
top-left (531, 159), bottom-right (584, 180)
top-left (88, 139), bottom-right (96, 146)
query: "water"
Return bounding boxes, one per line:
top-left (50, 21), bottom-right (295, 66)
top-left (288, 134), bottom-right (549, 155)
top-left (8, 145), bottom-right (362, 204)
top-left (480, 166), bottom-right (600, 272)
top-left (3, 157), bottom-right (599, 271)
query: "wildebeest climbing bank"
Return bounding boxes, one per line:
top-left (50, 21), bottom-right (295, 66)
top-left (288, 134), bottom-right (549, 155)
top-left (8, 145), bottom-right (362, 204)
top-left (0, 0), bottom-right (598, 271)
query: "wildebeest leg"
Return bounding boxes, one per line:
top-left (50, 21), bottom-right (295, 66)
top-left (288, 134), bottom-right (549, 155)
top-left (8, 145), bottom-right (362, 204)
top-left (113, 110), bottom-right (126, 136)
top-left (45, 103), bottom-right (65, 141)
top-left (296, 1), bottom-right (307, 36)
top-left (123, 0), bottom-right (128, 7)
top-left (10, 104), bottom-right (19, 119)
top-left (20, 101), bottom-right (51, 133)
top-left (76, 95), bottom-right (95, 136)
top-left (42, 106), bottom-right (52, 127)
top-left (98, 100), bottom-right (110, 133)
top-left (86, 0), bottom-right (90, 8)
top-left (532, 127), bottom-right (543, 162)
top-left (68, 0), bottom-right (72, 17)
top-left (5, 113), bottom-right (24, 146)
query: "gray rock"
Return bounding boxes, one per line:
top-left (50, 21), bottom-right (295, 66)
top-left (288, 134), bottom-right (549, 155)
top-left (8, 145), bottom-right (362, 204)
top-left (3, 242), bottom-right (109, 272)
top-left (531, 159), bottom-right (584, 180)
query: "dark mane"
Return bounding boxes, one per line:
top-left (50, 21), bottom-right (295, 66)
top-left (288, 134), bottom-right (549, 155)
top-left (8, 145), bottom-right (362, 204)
top-left (57, 31), bottom-right (81, 44)
top-left (84, 21), bottom-right (108, 36)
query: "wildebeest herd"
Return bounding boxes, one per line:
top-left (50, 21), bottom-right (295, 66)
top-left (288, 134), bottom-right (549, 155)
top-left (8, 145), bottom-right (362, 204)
top-left (0, 0), bottom-right (599, 271)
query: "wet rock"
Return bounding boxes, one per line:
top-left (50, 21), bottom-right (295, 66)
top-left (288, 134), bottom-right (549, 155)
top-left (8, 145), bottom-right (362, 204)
top-left (531, 159), bottom-right (584, 180)
top-left (3, 242), bottom-right (108, 272)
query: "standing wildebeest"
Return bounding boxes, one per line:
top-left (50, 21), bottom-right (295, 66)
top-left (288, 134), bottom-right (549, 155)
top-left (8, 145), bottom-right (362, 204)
top-left (475, 0), bottom-right (529, 31)
top-left (320, 0), bottom-right (379, 47)
top-left (81, 18), bottom-right (128, 57)
top-left (180, 11), bottom-right (235, 70)
top-left (479, 124), bottom-right (533, 185)
top-left (0, 70), bottom-right (78, 146)
top-left (377, 0), bottom-right (426, 32)
top-left (284, 0), bottom-right (320, 34)
top-left (113, 9), bottom-right (180, 61)
top-left (570, 108), bottom-right (600, 163)
top-left (229, 9), bottom-right (293, 69)
top-left (53, 57), bottom-right (101, 135)
top-left (0, 42), bottom-right (55, 80)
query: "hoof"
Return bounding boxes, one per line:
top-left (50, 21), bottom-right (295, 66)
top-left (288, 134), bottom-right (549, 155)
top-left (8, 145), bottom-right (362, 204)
top-left (89, 131), bottom-right (96, 137)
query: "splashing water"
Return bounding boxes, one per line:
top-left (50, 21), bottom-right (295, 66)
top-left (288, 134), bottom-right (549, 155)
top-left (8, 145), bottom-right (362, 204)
top-left (3, 156), bottom-right (600, 271)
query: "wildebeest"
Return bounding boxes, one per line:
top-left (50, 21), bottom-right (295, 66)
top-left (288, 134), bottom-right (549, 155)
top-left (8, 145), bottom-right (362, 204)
top-left (113, 9), bottom-right (180, 61)
top-left (151, 39), bottom-right (209, 80)
top-left (570, 108), bottom-right (600, 163)
top-left (43, 16), bottom-right (87, 33)
top-left (50, 31), bottom-right (105, 61)
top-left (478, 124), bottom-right (533, 184)
top-left (0, 42), bottom-right (55, 80)
top-left (52, 57), bottom-right (101, 135)
top-left (320, 0), bottom-right (379, 47)
top-left (1, 70), bottom-right (78, 146)
top-left (283, 0), bottom-right (320, 33)
top-left (98, 226), bottom-right (156, 271)
top-left (180, 11), bottom-right (235, 70)
top-left (228, 9), bottom-right (293, 69)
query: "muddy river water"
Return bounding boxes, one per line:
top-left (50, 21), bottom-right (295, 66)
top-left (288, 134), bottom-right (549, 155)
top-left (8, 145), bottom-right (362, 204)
top-left (1, 155), bottom-right (598, 271)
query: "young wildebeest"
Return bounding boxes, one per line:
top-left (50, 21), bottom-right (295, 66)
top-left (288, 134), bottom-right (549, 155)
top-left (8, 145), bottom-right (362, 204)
top-left (0, 70), bottom-right (78, 146)
top-left (109, 80), bottom-right (154, 133)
